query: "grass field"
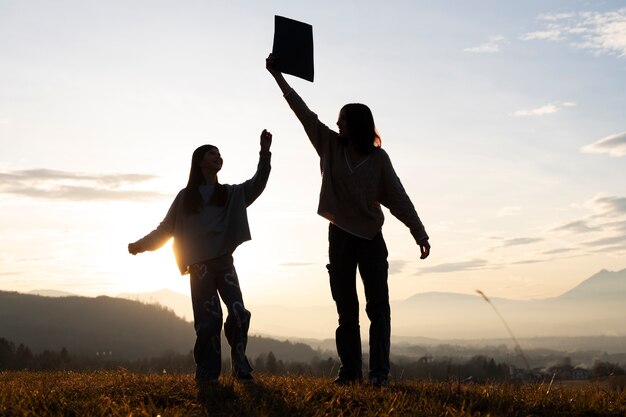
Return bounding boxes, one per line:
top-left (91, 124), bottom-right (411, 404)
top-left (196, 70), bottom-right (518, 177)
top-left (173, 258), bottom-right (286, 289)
top-left (1, 371), bottom-right (625, 416)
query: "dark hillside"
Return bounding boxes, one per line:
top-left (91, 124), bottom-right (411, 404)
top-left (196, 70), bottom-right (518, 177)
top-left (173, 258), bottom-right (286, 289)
top-left (0, 291), bottom-right (194, 359)
top-left (0, 291), bottom-right (323, 362)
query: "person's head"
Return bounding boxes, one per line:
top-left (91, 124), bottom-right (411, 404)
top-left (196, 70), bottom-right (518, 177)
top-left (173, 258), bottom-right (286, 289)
top-left (184, 145), bottom-right (227, 212)
top-left (337, 103), bottom-right (381, 154)
top-left (191, 145), bottom-right (222, 179)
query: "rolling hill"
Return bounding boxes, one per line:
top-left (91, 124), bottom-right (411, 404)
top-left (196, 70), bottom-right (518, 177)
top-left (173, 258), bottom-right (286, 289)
top-left (0, 291), bottom-right (326, 362)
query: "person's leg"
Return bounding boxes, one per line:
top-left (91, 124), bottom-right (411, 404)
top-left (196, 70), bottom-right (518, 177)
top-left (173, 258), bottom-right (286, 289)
top-left (216, 254), bottom-right (254, 380)
top-left (189, 261), bottom-right (223, 382)
top-left (327, 223), bottom-right (362, 383)
top-left (357, 231), bottom-right (390, 386)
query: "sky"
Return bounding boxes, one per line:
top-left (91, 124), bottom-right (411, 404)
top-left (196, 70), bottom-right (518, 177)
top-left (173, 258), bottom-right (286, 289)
top-left (1, 0), bottom-right (625, 320)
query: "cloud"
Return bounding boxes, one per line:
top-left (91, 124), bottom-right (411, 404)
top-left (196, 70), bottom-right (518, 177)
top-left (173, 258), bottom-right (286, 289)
top-left (537, 13), bottom-right (576, 22)
top-left (521, 8), bottom-right (626, 58)
top-left (464, 35), bottom-right (506, 54)
top-left (512, 258), bottom-right (547, 265)
top-left (520, 30), bottom-right (563, 42)
top-left (388, 260), bottom-right (409, 275)
top-left (584, 196), bottom-right (626, 247)
top-left (0, 169), bottom-right (156, 186)
top-left (0, 168), bottom-right (166, 201)
top-left (543, 195), bottom-right (626, 257)
top-left (551, 220), bottom-right (599, 234)
top-left (584, 235), bottom-right (626, 248)
top-left (588, 195), bottom-right (626, 217)
top-left (581, 131), bottom-right (626, 157)
top-left (511, 101), bottom-right (576, 117)
top-left (541, 247), bottom-right (578, 255)
top-left (502, 237), bottom-right (543, 247)
top-left (419, 259), bottom-right (488, 273)
top-left (604, 220), bottom-right (626, 233)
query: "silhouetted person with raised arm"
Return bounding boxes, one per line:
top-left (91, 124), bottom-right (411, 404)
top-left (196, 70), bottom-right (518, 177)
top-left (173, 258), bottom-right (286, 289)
top-left (267, 55), bottom-right (430, 387)
top-left (128, 130), bottom-right (272, 389)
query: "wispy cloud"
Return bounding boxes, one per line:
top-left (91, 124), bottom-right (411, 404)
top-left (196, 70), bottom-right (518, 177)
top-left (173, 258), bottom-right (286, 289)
top-left (419, 259), bottom-right (489, 273)
top-left (464, 35), bottom-right (506, 54)
top-left (521, 8), bottom-right (626, 58)
top-left (537, 13), bottom-right (576, 22)
top-left (389, 260), bottom-right (409, 275)
top-left (589, 195), bottom-right (626, 217)
top-left (0, 168), bottom-right (166, 201)
top-left (552, 220), bottom-right (599, 234)
top-left (604, 220), bottom-right (626, 233)
top-left (547, 195), bottom-right (626, 254)
top-left (581, 131), bottom-right (626, 157)
top-left (512, 258), bottom-right (547, 265)
top-left (0, 169), bottom-right (155, 186)
top-left (502, 237), bottom-right (543, 247)
top-left (541, 247), bottom-right (578, 255)
top-left (520, 30), bottom-right (563, 42)
top-left (511, 101), bottom-right (576, 117)
top-left (584, 235), bottom-right (626, 248)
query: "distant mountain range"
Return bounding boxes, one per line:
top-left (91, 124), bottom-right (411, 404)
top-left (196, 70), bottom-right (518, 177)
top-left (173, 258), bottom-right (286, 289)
top-left (393, 268), bottom-right (626, 340)
top-left (13, 268), bottom-right (626, 353)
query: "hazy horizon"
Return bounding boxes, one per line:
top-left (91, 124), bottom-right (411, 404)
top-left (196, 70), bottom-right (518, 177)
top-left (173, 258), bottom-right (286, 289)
top-left (1, 2), bottom-right (625, 319)
top-left (17, 267), bottom-right (626, 342)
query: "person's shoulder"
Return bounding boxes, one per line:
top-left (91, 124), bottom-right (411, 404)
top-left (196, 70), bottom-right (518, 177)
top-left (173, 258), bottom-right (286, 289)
top-left (373, 147), bottom-right (391, 161)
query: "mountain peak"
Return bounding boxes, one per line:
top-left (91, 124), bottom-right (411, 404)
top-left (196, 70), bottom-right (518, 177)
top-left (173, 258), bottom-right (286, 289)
top-left (558, 268), bottom-right (626, 300)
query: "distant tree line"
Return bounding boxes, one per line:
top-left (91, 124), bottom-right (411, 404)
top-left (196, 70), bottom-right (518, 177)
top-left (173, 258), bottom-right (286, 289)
top-left (0, 337), bottom-right (71, 371)
top-left (2, 337), bottom-right (624, 383)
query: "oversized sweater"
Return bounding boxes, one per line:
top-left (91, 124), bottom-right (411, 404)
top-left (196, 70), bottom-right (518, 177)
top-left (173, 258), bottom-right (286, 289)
top-left (285, 89), bottom-right (428, 243)
top-left (135, 152), bottom-right (271, 274)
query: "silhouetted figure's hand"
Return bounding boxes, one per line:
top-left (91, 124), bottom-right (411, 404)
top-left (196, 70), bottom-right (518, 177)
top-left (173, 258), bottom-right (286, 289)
top-left (419, 239), bottom-right (430, 260)
top-left (266, 53), bottom-right (279, 77)
top-left (128, 242), bottom-right (144, 255)
top-left (266, 53), bottom-right (293, 95)
top-left (260, 129), bottom-right (272, 153)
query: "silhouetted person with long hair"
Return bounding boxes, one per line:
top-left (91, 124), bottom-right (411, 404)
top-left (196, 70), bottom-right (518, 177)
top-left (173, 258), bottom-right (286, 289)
top-left (267, 55), bottom-right (430, 387)
top-left (128, 130), bottom-right (272, 388)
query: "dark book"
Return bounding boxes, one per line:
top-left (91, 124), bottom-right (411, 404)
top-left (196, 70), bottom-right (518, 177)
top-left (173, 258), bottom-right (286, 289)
top-left (272, 15), bottom-right (314, 82)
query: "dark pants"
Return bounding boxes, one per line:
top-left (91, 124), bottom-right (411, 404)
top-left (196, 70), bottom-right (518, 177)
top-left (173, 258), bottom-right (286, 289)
top-left (327, 223), bottom-right (390, 381)
top-left (189, 254), bottom-right (253, 380)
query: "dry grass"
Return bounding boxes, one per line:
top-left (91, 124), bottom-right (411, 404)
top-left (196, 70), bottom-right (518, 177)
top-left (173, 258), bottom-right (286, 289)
top-left (1, 370), bottom-right (625, 416)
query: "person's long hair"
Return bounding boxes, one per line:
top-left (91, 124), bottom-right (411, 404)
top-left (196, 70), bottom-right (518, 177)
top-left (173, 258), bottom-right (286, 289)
top-left (183, 144), bottom-right (227, 214)
top-left (340, 103), bottom-right (381, 154)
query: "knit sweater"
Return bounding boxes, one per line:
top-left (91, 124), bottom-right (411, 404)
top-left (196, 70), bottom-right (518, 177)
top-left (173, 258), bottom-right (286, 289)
top-left (134, 152), bottom-right (271, 274)
top-left (285, 89), bottom-right (428, 243)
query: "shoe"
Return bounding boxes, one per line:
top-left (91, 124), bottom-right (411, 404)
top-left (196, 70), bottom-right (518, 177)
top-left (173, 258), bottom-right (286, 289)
top-left (196, 377), bottom-right (220, 387)
top-left (333, 375), bottom-right (362, 386)
top-left (369, 375), bottom-right (388, 388)
top-left (233, 372), bottom-right (255, 384)
top-left (196, 378), bottom-right (219, 399)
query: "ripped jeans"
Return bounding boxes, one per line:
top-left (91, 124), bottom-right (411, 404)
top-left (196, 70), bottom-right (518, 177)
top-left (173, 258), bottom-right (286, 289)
top-left (327, 223), bottom-right (390, 381)
top-left (189, 254), bottom-right (253, 380)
